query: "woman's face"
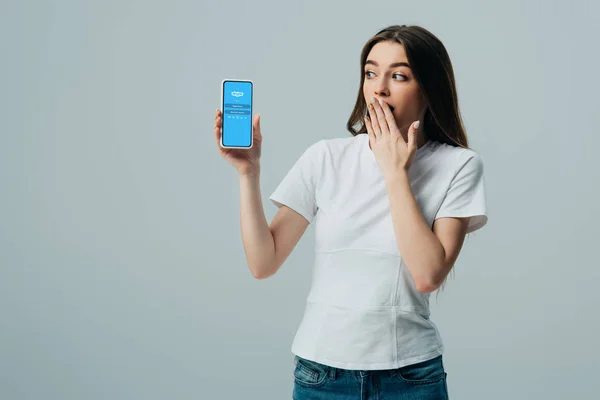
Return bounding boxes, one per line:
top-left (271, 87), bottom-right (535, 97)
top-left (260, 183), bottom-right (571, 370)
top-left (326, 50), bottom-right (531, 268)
top-left (362, 41), bottom-right (427, 133)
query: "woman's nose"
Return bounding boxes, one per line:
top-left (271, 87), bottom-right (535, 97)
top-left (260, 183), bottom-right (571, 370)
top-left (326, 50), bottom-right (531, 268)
top-left (375, 86), bottom-right (389, 96)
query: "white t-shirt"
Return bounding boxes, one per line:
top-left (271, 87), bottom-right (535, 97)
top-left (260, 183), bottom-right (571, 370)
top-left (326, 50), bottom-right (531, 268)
top-left (269, 133), bottom-right (488, 370)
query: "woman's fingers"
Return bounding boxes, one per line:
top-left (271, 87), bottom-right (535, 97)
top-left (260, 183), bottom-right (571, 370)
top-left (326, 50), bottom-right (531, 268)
top-left (370, 97), bottom-right (389, 135)
top-left (407, 120), bottom-right (420, 151)
top-left (214, 109), bottom-right (222, 148)
top-left (364, 114), bottom-right (374, 142)
top-left (377, 98), bottom-right (397, 134)
top-left (367, 101), bottom-right (380, 137)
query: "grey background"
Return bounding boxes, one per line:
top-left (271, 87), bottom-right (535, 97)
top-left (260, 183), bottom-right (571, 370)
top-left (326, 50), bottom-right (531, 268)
top-left (1, 0), bottom-right (599, 398)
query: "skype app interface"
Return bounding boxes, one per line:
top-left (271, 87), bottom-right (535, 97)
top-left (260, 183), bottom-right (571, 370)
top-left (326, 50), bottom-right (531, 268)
top-left (222, 81), bottom-right (252, 147)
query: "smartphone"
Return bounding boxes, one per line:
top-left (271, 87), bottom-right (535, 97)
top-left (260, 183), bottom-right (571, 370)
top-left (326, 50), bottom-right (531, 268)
top-left (220, 79), bottom-right (253, 149)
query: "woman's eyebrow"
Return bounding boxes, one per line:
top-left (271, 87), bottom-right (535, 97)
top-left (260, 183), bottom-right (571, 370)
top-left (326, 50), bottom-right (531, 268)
top-left (365, 60), bottom-right (411, 69)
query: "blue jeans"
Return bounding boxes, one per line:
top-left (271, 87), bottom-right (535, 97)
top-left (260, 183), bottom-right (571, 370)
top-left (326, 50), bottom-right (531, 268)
top-left (292, 355), bottom-right (449, 399)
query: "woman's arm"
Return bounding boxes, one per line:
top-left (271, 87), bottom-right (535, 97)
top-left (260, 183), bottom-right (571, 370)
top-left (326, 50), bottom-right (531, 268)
top-left (384, 171), bottom-right (470, 293)
top-left (239, 171), bottom-right (309, 279)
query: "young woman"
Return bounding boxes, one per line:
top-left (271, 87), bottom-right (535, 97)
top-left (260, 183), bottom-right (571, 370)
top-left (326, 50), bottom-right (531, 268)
top-left (214, 24), bottom-right (487, 400)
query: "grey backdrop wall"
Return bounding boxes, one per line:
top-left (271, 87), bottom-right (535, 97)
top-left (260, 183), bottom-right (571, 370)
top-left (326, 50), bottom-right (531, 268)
top-left (1, 0), bottom-right (599, 399)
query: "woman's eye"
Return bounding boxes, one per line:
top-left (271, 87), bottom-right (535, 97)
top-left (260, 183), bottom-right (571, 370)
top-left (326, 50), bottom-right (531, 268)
top-left (364, 71), bottom-right (406, 80)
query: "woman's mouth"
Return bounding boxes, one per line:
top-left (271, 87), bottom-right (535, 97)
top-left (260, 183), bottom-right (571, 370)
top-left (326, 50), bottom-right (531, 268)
top-left (367, 99), bottom-right (395, 112)
top-left (381, 100), bottom-right (395, 112)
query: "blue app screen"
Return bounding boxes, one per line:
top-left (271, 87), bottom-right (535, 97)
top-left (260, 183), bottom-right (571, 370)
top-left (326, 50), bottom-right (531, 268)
top-left (222, 81), bottom-right (252, 147)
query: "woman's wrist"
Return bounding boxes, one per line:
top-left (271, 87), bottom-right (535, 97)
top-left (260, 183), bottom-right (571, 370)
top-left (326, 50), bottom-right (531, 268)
top-left (239, 165), bottom-right (261, 179)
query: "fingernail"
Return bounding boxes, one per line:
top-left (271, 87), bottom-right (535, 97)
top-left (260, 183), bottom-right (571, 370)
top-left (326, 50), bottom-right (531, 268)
top-left (413, 121), bottom-right (420, 129)
top-left (378, 98), bottom-right (384, 106)
top-left (371, 97), bottom-right (376, 104)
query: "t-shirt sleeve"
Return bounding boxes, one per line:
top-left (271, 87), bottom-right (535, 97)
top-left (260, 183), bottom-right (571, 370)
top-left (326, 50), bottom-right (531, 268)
top-left (435, 150), bottom-right (488, 233)
top-left (268, 140), bottom-right (324, 224)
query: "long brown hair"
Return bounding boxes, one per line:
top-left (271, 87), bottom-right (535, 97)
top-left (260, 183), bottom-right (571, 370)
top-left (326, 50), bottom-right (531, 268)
top-left (347, 25), bottom-right (469, 149)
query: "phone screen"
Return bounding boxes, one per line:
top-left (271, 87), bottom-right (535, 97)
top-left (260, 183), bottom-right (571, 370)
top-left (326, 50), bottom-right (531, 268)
top-left (222, 80), bottom-right (253, 148)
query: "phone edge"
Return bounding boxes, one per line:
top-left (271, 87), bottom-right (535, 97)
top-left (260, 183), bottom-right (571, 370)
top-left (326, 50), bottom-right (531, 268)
top-left (220, 79), bottom-right (254, 150)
